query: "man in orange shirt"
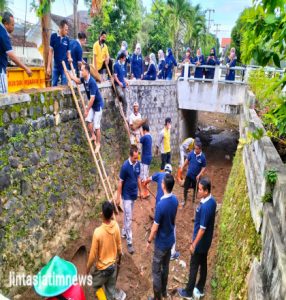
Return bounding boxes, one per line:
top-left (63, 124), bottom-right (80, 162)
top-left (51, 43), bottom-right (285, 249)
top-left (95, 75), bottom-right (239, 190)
top-left (87, 201), bottom-right (122, 299)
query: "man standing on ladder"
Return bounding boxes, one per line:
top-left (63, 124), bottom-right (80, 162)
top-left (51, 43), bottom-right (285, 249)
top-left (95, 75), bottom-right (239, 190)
top-left (129, 101), bottom-right (142, 146)
top-left (70, 64), bottom-right (104, 153)
top-left (116, 145), bottom-right (142, 255)
top-left (0, 12), bottom-right (32, 94)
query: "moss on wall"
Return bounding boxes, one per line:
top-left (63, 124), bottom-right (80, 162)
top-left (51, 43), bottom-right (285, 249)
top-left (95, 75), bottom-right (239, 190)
top-left (212, 147), bottom-right (261, 299)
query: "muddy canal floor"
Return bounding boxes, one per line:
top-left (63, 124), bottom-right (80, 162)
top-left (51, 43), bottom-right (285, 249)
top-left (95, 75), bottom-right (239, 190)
top-left (19, 112), bottom-right (239, 300)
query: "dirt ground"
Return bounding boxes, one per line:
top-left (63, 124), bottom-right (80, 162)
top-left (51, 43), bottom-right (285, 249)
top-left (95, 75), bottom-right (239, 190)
top-left (19, 112), bottom-right (238, 300)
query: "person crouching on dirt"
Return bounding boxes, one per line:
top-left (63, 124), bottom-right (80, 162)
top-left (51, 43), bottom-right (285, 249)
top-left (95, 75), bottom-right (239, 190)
top-left (178, 177), bottom-right (216, 300)
top-left (86, 201), bottom-right (122, 300)
top-left (144, 163), bottom-right (180, 261)
top-left (181, 140), bottom-right (206, 207)
top-left (34, 256), bottom-right (86, 300)
top-left (116, 145), bottom-right (142, 255)
top-left (70, 63), bottom-right (104, 153)
top-left (114, 52), bottom-right (129, 115)
top-left (129, 101), bottom-right (143, 146)
top-left (177, 137), bottom-right (199, 180)
top-left (140, 124), bottom-right (153, 198)
top-left (156, 117), bottom-right (172, 171)
top-left (146, 174), bottom-right (179, 300)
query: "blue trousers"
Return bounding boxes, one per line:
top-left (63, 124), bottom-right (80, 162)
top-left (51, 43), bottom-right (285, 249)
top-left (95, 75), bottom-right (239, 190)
top-left (52, 66), bottom-right (67, 86)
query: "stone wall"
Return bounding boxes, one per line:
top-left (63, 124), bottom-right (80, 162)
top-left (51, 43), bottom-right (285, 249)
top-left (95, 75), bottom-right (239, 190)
top-left (0, 80), bottom-right (185, 297)
top-left (240, 90), bottom-right (286, 299)
top-left (125, 81), bottom-right (182, 156)
top-left (0, 84), bottom-right (129, 296)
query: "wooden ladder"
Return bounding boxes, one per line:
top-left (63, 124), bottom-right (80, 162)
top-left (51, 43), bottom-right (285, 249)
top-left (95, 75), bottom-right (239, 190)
top-left (62, 61), bottom-right (118, 213)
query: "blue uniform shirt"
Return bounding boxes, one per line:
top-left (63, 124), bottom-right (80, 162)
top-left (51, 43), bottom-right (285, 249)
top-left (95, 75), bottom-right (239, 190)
top-left (50, 32), bottom-right (70, 70)
top-left (158, 60), bottom-right (165, 79)
top-left (165, 53), bottom-right (177, 79)
top-left (151, 172), bottom-right (167, 205)
top-left (193, 194), bottom-right (216, 253)
top-left (80, 75), bottom-right (104, 111)
top-left (120, 159), bottom-right (140, 200)
top-left (143, 64), bottom-right (157, 80)
top-left (114, 62), bottom-right (126, 88)
top-left (140, 134), bottom-right (152, 165)
top-left (186, 151), bottom-right (206, 180)
top-left (225, 57), bottom-right (237, 81)
top-left (0, 24), bottom-right (12, 73)
top-left (131, 53), bottom-right (143, 79)
top-left (154, 193), bottom-right (178, 251)
top-left (192, 55), bottom-right (205, 78)
top-left (70, 39), bottom-right (82, 74)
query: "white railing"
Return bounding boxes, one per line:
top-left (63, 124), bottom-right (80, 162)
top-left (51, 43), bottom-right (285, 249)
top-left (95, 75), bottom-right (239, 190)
top-left (177, 63), bottom-right (285, 84)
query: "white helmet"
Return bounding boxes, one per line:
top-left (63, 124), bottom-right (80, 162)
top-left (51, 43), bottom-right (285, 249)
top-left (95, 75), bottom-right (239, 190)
top-left (164, 164), bottom-right (172, 173)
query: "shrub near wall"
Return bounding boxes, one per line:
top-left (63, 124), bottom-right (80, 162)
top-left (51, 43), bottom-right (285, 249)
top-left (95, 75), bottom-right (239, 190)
top-left (212, 147), bottom-right (261, 299)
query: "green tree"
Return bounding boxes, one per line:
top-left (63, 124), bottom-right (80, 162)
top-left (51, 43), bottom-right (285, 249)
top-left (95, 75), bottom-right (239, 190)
top-left (230, 9), bottom-right (245, 63)
top-left (87, 0), bottom-right (143, 58)
top-left (0, 0), bottom-right (10, 12)
top-left (165, 0), bottom-right (193, 59)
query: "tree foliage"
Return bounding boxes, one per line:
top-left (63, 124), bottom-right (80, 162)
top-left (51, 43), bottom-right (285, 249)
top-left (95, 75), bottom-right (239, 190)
top-left (87, 0), bottom-right (143, 58)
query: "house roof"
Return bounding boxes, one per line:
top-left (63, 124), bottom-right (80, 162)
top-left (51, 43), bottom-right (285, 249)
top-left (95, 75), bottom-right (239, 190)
top-left (11, 35), bottom-right (37, 47)
top-left (51, 11), bottom-right (90, 38)
top-left (221, 38), bottom-right (231, 48)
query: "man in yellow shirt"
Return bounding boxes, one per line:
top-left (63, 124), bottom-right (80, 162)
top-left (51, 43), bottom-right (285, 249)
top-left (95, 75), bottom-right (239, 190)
top-left (156, 117), bottom-right (172, 171)
top-left (87, 201), bottom-right (122, 299)
top-left (93, 31), bottom-right (113, 79)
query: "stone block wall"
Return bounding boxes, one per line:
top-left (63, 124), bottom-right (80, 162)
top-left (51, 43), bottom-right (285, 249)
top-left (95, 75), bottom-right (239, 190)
top-left (0, 85), bottom-right (129, 296)
top-left (125, 81), bottom-right (182, 157)
top-left (240, 90), bottom-right (286, 300)
top-left (0, 81), bottom-right (184, 297)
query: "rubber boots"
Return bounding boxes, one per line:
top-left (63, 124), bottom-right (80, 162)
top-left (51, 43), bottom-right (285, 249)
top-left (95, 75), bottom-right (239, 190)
top-left (142, 183), bottom-right (150, 199)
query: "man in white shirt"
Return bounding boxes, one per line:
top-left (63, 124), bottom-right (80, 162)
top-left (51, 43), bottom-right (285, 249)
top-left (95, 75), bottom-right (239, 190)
top-left (129, 101), bottom-right (143, 146)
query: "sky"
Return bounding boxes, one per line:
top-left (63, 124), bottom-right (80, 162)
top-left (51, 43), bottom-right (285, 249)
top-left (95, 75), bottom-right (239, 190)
top-left (10, 0), bottom-right (252, 40)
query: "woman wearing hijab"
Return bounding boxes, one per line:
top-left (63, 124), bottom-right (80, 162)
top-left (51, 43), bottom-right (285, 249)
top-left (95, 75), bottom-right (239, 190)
top-left (205, 47), bottom-right (220, 79)
top-left (181, 47), bottom-right (192, 78)
top-left (117, 41), bottom-right (130, 77)
top-left (225, 47), bottom-right (237, 81)
top-left (131, 43), bottom-right (144, 79)
top-left (165, 48), bottom-right (177, 80)
top-left (192, 48), bottom-right (205, 79)
top-left (157, 49), bottom-right (166, 79)
top-left (143, 53), bottom-right (157, 80)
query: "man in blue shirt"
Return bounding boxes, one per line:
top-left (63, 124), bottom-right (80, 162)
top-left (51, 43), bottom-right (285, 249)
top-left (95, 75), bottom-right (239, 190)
top-left (178, 177), bottom-right (217, 300)
top-left (182, 140), bottom-right (206, 207)
top-left (146, 173), bottom-right (178, 300)
top-left (116, 145), bottom-right (142, 255)
top-left (47, 19), bottom-right (72, 86)
top-left (144, 164), bottom-right (180, 261)
top-left (69, 32), bottom-right (87, 77)
top-left (140, 124), bottom-right (152, 199)
top-left (0, 12), bottom-right (32, 94)
top-left (70, 64), bottom-right (104, 153)
top-left (114, 52), bottom-right (129, 115)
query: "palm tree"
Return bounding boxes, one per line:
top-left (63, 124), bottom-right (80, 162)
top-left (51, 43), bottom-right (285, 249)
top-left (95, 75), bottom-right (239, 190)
top-left (165, 0), bottom-right (193, 59)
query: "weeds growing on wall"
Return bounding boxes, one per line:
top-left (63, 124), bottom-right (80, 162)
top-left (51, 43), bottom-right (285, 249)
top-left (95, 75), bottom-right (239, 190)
top-left (212, 148), bottom-right (261, 299)
top-left (248, 69), bottom-right (286, 161)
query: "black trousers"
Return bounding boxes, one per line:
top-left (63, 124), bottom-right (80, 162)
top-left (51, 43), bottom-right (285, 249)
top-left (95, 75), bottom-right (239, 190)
top-left (152, 247), bottom-right (171, 299)
top-left (160, 152), bottom-right (171, 171)
top-left (98, 59), bottom-right (113, 75)
top-left (186, 252), bottom-right (208, 294)
top-left (184, 176), bottom-right (197, 202)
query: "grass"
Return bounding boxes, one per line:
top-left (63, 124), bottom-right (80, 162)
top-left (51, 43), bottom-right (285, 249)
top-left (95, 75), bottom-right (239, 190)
top-left (212, 148), bottom-right (261, 299)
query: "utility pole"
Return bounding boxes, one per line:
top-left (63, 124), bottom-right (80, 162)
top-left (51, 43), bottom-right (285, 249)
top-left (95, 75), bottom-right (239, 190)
top-left (204, 9), bottom-right (215, 33)
top-left (214, 23), bottom-right (221, 37)
top-left (73, 0), bottom-right (78, 39)
top-left (40, 0), bottom-right (51, 86)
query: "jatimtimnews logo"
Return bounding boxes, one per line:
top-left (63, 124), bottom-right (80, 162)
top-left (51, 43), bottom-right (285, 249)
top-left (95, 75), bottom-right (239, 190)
top-left (9, 271), bottom-right (93, 287)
